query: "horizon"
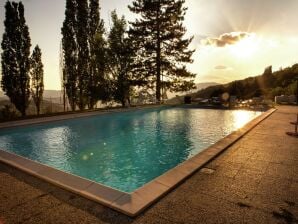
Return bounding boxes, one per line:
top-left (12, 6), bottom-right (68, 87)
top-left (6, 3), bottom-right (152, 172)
top-left (1, 0), bottom-right (298, 90)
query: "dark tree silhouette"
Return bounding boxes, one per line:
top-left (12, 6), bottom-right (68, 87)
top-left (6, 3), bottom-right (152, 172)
top-left (30, 45), bottom-right (44, 115)
top-left (261, 65), bottom-right (275, 89)
top-left (62, 0), bottom-right (109, 110)
top-left (195, 64), bottom-right (298, 101)
top-left (1, 1), bottom-right (31, 116)
top-left (76, 0), bottom-right (89, 110)
top-left (129, 0), bottom-right (196, 102)
top-left (228, 81), bottom-right (243, 97)
top-left (88, 0), bottom-right (107, 108)
top-left (61, 0), bottom-right (78, 111)
top-left (107, 11), bottom-right (143, 107)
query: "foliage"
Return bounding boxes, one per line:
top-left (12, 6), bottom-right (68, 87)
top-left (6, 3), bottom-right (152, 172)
top-left (62, 0), bottom-right (109, 110)
top-left (1, 1), bottom-right (31, 116)
top-left (76, 0), bottom-right (89, 110)
top-left (61, 0), bottom-right (78, 111)
top-left (88, 0), bottom-right (108, 108)
top-left (0, 105), bottom-right (18, 120)
top-left (129, 0), bottom-right (196, 102)
top-left (107, 11), bottom-right (145, 106)
top-left (30, 45), bottom-right (44, 115)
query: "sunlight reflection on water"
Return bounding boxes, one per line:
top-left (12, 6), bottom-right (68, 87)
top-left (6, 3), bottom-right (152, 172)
top-left (0, 107), bottom-right (262, 192)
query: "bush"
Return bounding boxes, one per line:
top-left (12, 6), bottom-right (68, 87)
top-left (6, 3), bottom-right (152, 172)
top-left (0, 105), bottom-right (18, 120)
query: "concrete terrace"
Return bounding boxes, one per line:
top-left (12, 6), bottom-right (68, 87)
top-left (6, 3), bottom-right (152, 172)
top-left (0, 106), bottom-right (297, 224)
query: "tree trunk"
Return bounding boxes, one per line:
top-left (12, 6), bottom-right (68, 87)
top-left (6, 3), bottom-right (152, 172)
top-left (21, 108), bottom-right (26, 117)
top-left (296, 80), bottom-right (298, 104)
top-left (156, 1), bottom-right (161, 103)
top-left (156, 53), bottom-right (161, 102)
top-left (63, 87), bottom-right (66, 112)
top-left (71, 102), bottom-right (76, 111)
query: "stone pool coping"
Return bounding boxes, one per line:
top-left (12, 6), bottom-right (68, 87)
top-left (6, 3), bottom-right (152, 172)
top-left (0, 108), bottom-right (276, 217)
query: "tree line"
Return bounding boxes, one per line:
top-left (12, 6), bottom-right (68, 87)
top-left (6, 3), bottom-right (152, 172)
top-left (194, 64), bottom-right (298, 101)
top-left (1, 1), bottom-right (44, 116)
top-left (1, 0), bottom-right (195, 116)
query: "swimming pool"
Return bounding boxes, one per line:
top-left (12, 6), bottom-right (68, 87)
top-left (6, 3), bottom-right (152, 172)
top-left (0, 107), bottom-right (261, 193)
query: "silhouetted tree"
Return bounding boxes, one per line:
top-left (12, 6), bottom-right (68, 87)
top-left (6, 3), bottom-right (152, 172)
top-left (30, 45), bottom-right (44, 115)
top-left (94, 32), bottom-right (112, 103)
top-left (1, 1), bottom-right (31, 116)
top-left (229, 81), bottom-right (243, 97)
top-left (107, 11), bottom-right (143, 107)
top-left (129, 0), bottom-right (196, 102)
top-left (62, 0), bottom-right (109, 110)
top-left (195, 64), bottom-right (298, 100)
top-left (61, 0), bottom-right (78, 111)
top-left (261, 65), bottom-right (275, 89)
top-left (210, 87), bottom-right (224, 98)
top-left (88, 0), bottom-right (107, 108)
top-left (76, 0), bottom-right (90, 110)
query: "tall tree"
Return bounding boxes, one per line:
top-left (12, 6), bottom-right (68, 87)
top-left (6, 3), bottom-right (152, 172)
top-left (88, 0), bottom-right (107, 108)
top-left (1, 1), bottom-right (31, 116)
top-left (30, 45), bottom-right (44, 115)
top-left (129, 0), bottom-right (196, 102)
top-left (61, 0), bottom-right (78, 111)
top-left (76, 0), bottom-right (90, 110)
top-left (107, 11), bottom-right (146, 107)
top-left (261, 65), bottom-right (275, 89)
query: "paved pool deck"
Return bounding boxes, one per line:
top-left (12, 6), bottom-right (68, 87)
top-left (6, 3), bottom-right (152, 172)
top-left (0, 106), bottom-right (297, 224)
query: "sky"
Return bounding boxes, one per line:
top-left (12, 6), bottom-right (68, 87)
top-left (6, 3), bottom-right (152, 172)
top-left (0, 0), bottom-right (298, 90)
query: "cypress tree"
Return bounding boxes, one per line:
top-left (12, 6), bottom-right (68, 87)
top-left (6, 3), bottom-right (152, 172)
top-left (1, 1), bottom-right (31, 116)
top-left (62, 0), bottom-right (110, 110)
top-left (93, 29), bottom-right (111, 104)
top-left (107, 11), bottom-right (142, 107)
top-left (30, 45), bottom-right (44, 115)
top-left (262, 65), bottom-right (275, 89)
top-left (76, 0), bottom-right (89, 110)
top-left (129, 0), bottom-right (196, 102)
top-left (61, 0), bottom-right (78, 111)
top-left (88, 0), bottom-right (106, 108)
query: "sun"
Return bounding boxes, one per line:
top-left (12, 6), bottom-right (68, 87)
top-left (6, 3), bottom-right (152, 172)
top-left (229, 34), bottom-right (260, 59)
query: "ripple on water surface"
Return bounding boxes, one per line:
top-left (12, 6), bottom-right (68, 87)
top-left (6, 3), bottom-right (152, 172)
top-left (0, 107), bottom-right (261, 192)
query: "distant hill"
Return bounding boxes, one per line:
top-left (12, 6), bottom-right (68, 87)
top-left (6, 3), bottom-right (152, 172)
top-left (0, 90), bottom-right (63, 117)
top-left (195, 82), bottom-right (220, 91)
top-left (1, 83), bottom-right (220, 101)
top-left (166, 82), bottom-right (220, 104)
top-left (192, 64), bottom-right (298, 100)
top-left (43, 90), bottom-right (62, 98)
top-left (0, 90), bottom-right (62, 100)
top-left (166, 82), bottom-right (219, 99)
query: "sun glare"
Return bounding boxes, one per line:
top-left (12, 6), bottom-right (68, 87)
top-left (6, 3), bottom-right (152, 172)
top-left (233, 110), bottom-right (252, 129)
top-left (229, 34), bottom-right (259, 59)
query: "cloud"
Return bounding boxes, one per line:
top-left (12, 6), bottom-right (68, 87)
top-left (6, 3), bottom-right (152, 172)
top-left (201, 32), bottom-right (252, 47)
top-left (214, 65), bottom-right (234, 71)
top-left (214, 65), bottom-right (227, 70)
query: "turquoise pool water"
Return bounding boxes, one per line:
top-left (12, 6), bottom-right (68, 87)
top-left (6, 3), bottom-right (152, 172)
top-left (0, 107), bottom-right (261, 192)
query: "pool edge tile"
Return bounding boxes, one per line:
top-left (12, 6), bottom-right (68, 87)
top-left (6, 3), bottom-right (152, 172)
top-left (155, 166), bottom-right (189, 188)
top-left (37, 167), bottom-right (94, 192)
top-left (81, 183), bottom-right (127, 206)
top-left (111, 181), bottom-right (170, 216)
top-left (0, 150), bottom-right (45, 175)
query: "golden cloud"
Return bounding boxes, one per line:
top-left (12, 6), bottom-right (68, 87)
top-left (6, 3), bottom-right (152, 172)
top-left (201, 32), bottom-right (252, 47)
top-left (214, 65), bottom-right (227, 70)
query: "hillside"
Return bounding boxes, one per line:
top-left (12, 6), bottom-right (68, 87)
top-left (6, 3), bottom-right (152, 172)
top-left (161, 82), bottom-right (219, 99)
top-left (0, 90), bottom-right (62, 100)
top-left (192, 64), bottom-right (298, 100)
